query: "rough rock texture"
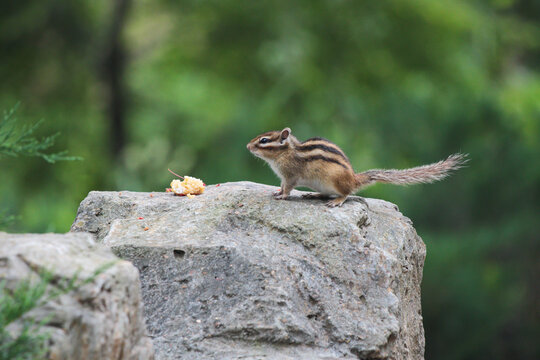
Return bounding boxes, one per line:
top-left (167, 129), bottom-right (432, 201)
top-left (71, 181), bottom-right (426, 359)
top-left (0, 232), bottom-right (154, 360)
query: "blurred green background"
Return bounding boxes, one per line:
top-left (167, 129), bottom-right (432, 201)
top-left (1, 0), bottom-right (539, 358)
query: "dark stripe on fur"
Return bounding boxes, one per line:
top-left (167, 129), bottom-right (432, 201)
top-left (297, 143), bottom-right (348, 160)
top-left (298, 154), bottom-right (349, 169)
top-left (304, 137), bottom-right (328, 142)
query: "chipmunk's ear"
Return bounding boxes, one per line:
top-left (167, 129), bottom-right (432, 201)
top-left (280, 128), bottom-right (291, 141)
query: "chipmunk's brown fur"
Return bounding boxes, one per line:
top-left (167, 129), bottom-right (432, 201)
top-left (247, 128), bottom-right (467, 207)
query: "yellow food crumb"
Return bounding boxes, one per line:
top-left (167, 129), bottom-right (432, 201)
top-left (170, 176), bottom-right (205, 196)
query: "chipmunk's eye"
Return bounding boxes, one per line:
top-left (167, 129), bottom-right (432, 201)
top-left (259, 138), bottom-right (270, 144)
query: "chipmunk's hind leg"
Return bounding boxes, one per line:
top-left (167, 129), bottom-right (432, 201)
top-left (326, 195), bottom-right (348, 207)
top-left (301, 192), bottom-right (347, 207)
top-left (324, 172), bottom-right (354, 207)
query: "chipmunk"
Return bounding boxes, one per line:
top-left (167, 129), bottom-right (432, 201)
top-left (247, 128), bottom-right (467, 207)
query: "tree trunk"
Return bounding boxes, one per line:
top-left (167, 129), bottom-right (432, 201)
top-left (100, 0), bottom-right (132, 161)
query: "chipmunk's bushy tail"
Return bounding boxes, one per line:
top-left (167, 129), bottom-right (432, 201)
top-left (354, 153), bottom-right (468, 189)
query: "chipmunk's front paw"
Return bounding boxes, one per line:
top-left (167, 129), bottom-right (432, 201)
top-left (273, 189), bottom-right (283, 197)
top-left (274, 194), bottom-right (288, 200)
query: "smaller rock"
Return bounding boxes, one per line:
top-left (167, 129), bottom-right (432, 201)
top-left (0, 232), bottom-right (154, 360)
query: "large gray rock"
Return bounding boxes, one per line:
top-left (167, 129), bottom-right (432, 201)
top-left (0, 232), bottom-right (154, 360)
top-left (71, 181), bottom-right (426, 359)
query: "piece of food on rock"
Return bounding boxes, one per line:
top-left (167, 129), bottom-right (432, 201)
top-left (170, 176), bottom-right (205, 196)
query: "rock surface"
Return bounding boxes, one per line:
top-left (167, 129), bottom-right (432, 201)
top-left (71, 181), bottom-right (426, 359)
top-left (0, 232), bottom-right (154, 360)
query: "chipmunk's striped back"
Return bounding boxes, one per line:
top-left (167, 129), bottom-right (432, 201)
top-left (295, 137), bottom-right (353, 171)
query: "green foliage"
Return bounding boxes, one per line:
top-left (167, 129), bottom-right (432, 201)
top-left (0, 273), bottom-right (51, 360)
top-left (0, 104), bottom-right (82, 163)
top-left (0, 103), bottom-right (82, 230)
top-left (423, 212), bottom-right (539, 359)
top-left (0, 211), bottom-right (17, 231)
top-left (0, 263), bottom-right (115, 360)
